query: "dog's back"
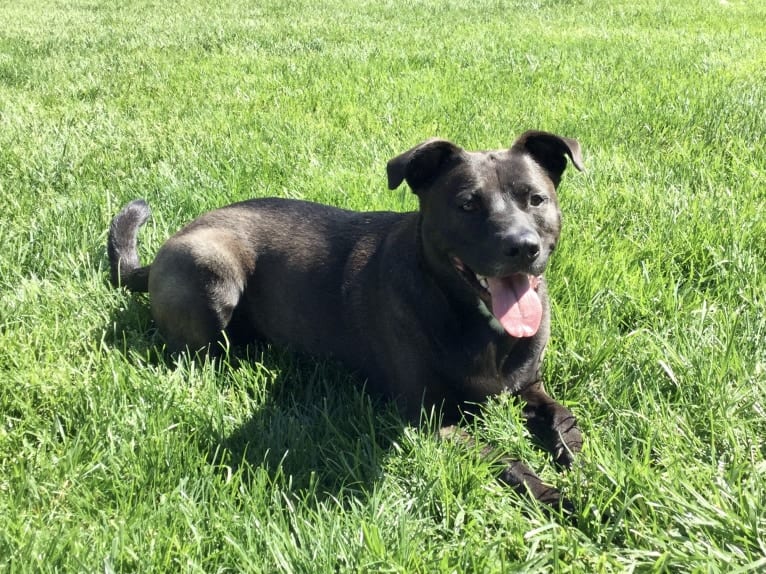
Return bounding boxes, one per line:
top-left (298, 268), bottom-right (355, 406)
top-left (108, 197), bottom-right (414, 363)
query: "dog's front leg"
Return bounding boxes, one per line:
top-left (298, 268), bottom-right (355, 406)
top-left (518, 381), bottom-right (582, 468)
top-left (439, 425), bottom-right (571, 512)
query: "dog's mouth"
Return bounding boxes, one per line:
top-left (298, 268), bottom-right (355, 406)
top-left (452, 257), bottom-right (542, 338)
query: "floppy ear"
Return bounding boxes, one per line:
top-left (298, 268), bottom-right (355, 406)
top-left (386, 138), bottom-right (463, 192)
top-left (511, 131), bottom-right (584, 187)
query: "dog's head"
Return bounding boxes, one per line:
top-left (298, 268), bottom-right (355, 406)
top-left (387, 131), bottom-right (583, 338)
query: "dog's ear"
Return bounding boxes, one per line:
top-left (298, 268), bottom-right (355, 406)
top-left (511, 131), bottom-right (584, 187)
top-left (387, 138), bottom-right (463, 192)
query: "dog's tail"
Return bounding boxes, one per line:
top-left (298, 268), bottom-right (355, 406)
top-left (108, 199), bottom-right (152, 292)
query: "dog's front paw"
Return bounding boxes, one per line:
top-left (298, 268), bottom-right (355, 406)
top-left (521, 386), bottom-right (583, 468)
top-left (498, 460), bottom-right (575, 516)
top-left (553, 414), bottom-right (582, 468)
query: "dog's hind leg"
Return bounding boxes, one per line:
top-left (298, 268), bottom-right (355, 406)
top-left (148, 237), bottom-right (247, 355)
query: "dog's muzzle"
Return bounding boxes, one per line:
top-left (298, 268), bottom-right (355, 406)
top-left (452, 257), bottom-right (542, 338)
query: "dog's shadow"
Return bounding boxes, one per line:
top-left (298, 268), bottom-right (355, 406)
top-left (210, 350), bottom-right (406, 503)
top-left (106, 294), bottom-right (405, 504)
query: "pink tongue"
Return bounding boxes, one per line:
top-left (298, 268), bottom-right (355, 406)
top-left (486, 275), bottom-right (542, 338)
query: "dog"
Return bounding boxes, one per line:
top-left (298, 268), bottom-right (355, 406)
top-left (108, 130), bottom-right (584, 510)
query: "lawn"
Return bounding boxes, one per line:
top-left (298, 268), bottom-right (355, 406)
top-left (1, 0), bottom-right (765, 571)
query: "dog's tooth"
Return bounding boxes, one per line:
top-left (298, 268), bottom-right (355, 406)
top-left (478, 276), bottom-right (488, 289)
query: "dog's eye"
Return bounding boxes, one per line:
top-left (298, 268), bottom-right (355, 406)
top-left (530, 194), bottom-right (547, 207)
top-left (459, 197), bottom-right (479, 212)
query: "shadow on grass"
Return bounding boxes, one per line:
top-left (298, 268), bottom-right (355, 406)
top-left (105, 293), bottom-right (406, 505)
top-left (210, 351), bottom-right (406, 504)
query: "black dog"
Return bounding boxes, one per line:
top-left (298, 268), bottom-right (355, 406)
top-left (108, 130), bottom-right (584, 509)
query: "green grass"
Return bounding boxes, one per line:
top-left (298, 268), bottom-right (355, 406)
top-left (1, 0), bottom-right (765, 571)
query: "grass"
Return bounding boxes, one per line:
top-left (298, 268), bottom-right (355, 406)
top-left (1, 0), bottom-right (765, 571)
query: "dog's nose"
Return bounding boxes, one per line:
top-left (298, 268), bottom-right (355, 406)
top-left (502, 230), bottom-right (541, 261)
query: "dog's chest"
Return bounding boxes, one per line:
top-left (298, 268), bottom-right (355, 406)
top-left (434, 316), bottom-right (540, 399)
